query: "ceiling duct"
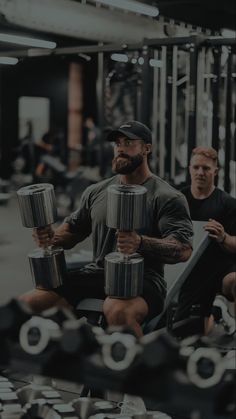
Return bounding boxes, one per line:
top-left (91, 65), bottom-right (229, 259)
top-left (0, 0), bottom-right (169, 43)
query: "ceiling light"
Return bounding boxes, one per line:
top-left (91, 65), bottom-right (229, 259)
top-left (138, 56), bottom-right (144, 65)
top-left (0, 33), bottom-right (56, 49)
top-left (0, 56), bottom-right (18, 65)
top-left (221, 29), bottom-right (236, 38)
top-left (27, 49), bottom-right (52, 57)
top-left (94, 0), bottom-right (159, 17)
top-left (78, 53), bottom-right (91, 61)
top-left (149, 58), bottom-right (162, 67)
top-left (111, 53), bottom-right (129, 62)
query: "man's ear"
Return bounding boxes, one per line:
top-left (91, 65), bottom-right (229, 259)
top-left (145, 144), bottom-right (152, 155)
top-left (214, 166), bottom-right (219, 176)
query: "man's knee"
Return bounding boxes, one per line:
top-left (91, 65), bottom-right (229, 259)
top-left (222, 272), bottom-right (236, 301)
top-left (18, 288), bottom-right (63, 312)
top-left (103, 300), bottom-right (127, 326)
top-left (103, 297), bottom-right (148, 328)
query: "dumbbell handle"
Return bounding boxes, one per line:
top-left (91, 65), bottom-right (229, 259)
top-left (123, 254), bottom-right (129, 263)
top-left (117, 229), bottom-right (141, 261)
top-left (117, 230), bottom-right (128, 262)
top-left (33, 225), bottom-right (55, 254)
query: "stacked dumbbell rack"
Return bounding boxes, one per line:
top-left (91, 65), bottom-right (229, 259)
top-left (0, 299), bottom-right (235, 419)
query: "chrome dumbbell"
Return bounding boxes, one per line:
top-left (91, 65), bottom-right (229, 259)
top-left (105, 184), bottom-right (147, 298)
top-left (17, 183), bottom-right (66, 289)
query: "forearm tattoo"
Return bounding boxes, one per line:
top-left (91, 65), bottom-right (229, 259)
top-left (52, 228), bottom-right (79, 249)
top-left (140, 235), bottom-right (191, 264)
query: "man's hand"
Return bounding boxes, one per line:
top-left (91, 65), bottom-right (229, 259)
top-left (32, 226), bottom-right (55, 248)
top-left (116, 231), bottom-right (141, 254)
top-left (204, 219), bottom-right (226, 243)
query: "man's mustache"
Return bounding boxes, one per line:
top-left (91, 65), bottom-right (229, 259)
top-left (115, 153), bottom-right (131, 160)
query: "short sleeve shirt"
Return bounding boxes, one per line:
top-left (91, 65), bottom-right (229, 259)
top-left (65, 175), bottom-right (193, 285)
top-left (181, 186), bottom-right (236, 235)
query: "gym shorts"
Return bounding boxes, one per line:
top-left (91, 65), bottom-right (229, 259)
top-left (54, 267), bottom-right (166, 321)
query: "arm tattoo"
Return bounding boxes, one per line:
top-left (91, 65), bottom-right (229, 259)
top-left (139, 235), bottom-right (192, 264)
top-left (52, 224), bottom-right (80, 250)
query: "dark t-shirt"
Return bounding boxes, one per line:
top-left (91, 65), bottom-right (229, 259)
top-left (181, 186), bottom-right (236, 234)
top-left (65, 175), bottom-right (193, 289)
top-left (177, 186), bottom-right (236, 317)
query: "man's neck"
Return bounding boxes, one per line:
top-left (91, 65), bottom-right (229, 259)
top-left (119, 166), bottom-right (152, 185)
top-left (191, 184), bottom-right (215, 199)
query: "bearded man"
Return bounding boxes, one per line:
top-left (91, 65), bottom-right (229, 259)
top-left (20, 121), bottom-right (192, 337)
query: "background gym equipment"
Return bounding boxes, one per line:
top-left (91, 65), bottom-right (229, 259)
top-left (83, 35), bottom-right (235, 191)
top-left (143, 221), bottom-right (210, 334)
top-left (0, 32), bottom-right (235, 193)
top-left (105, 184), bottom-right (147, 298)
top-left (17, 183), bottom-right (67, 289)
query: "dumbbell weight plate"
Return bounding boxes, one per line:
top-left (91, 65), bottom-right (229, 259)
top-left (19, 316), bottom-right (61, 355)
top-left (106, 184), bottom-right (147, 231)
top-left (28, 247), bottom-right (66, 289)
top-left (17, 183), bottom-right (57, 228)
top-left (105, 252), bottom-right (144, 298)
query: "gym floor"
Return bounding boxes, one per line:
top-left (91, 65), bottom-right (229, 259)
top-left (0, 193), bottom-right (92, 305)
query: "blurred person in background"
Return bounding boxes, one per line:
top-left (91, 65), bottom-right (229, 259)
top-left (35, 128), bottom-right (63, 178)
top-left (84, 117), bottom-right (101, 167)
top-left (176, 146), bottom-right (236, 335)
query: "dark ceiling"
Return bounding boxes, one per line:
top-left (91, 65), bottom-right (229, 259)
top-left (150, 0), bottom-right (236, 31)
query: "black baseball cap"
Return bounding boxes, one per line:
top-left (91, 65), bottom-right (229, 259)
top-left (107, 120), bottom-right (152, 144)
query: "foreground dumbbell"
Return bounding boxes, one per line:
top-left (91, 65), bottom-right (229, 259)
top-left (71, 397), bottom-right (96, 419)
top-left (0, 377), bottom-right (22, 418)
top-left (71, 397), bottom-right (119, 419)
top-left (16, 383), bottom-right (61, 406)
top-left (0, 299), bottom-right (32, 339)
top-left (105, 184), bottom-right (147, 298)
top-left (60, 319), bottom-right (99, 356)
top-left (21, 401), bottom-right (77, 419)
top-left (19, 307), bottom-right (75, 356)
top-left (99, 330), bottom-right (140, 371)
top-left (17, 184), bottom-right (66, 289)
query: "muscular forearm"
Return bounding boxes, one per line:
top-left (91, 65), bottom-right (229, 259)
top-left (52, 223), bottom-right (80, 249)
top-left (221, 233), bottom-right (236, 254)
top-left (139, 235), bottom-right (192, 264)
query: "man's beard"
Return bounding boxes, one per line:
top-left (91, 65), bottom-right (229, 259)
top-left (112, 153), bottom-right (144, 174)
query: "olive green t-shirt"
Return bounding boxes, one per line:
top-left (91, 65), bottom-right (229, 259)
top-left (65, 174), bottom-right (193, 293)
